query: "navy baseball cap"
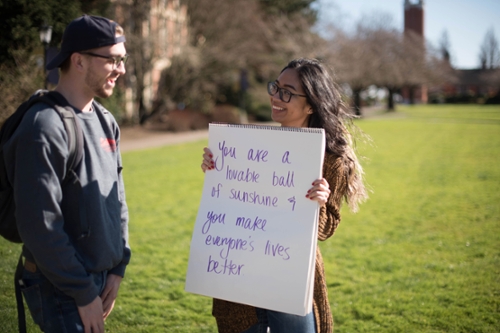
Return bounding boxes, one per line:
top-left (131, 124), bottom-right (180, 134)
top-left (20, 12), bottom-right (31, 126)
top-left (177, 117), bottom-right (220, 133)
top-left (46, 15), bottom-right (126, 70)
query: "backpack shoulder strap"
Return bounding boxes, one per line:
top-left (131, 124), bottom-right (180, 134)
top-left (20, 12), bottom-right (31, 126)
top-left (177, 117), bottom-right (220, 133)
top-left (14, 254), bottom-right (26, 333)
top-left (30, 92), bottom-right (84, 174)
top-left (37, 93), bottom-right (88, 238)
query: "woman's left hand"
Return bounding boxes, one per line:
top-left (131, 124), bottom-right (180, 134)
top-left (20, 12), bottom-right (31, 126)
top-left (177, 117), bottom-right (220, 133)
top-left (201, 147), bottom-right (214, 173)
top-left (306, 178), bottom-right (331, 206)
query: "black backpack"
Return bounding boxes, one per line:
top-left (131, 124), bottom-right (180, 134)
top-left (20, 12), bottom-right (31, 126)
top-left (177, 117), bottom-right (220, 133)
top-left (0, 90), bottom-right (83, 333)
top-left (0, 90), bottom-right (83, 242)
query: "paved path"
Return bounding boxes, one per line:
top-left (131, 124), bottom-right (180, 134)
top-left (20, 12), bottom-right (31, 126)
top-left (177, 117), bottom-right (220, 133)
top-left (120, 126), bottom-right (208, 152)
top-left (119, 106), bottom-right (387, 152)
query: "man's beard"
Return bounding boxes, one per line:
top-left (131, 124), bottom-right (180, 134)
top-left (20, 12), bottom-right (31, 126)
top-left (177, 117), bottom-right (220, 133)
top-left (85, 68), bottom-right (113, 99)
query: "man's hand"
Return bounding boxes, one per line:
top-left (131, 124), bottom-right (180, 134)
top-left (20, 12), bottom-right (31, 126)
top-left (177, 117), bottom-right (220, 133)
top-left (101, 274), bottom-right (123, 320)
top-left (77, 296), bottom-right (104, 333)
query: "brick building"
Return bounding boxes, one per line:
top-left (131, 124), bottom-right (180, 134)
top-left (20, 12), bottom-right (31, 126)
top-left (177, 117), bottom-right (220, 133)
top-left (402, 0), bottom-right (428, 104)
top-left (111, 0), bottom-right (189, 120)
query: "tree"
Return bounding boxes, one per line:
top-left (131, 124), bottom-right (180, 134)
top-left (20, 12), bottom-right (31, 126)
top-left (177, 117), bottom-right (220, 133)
top-left (438, 30), bottom-right (452, 64)
top-left (0, 1), bottom-right (109, 122)
top-left (371, 27), bottom-right (409, 110)
top-left (327, 27), bottom-right (377, 115)
top-left (109, 0), bottom-right (154, 124)
top-left (156, 0), bottom-right (324, 121)
top-left (0, 0), bottom-right (108, 65)
top-left (327, 12), bottom-right (447, 111)
top-left (479, 28), bottom-right (500, 69)
top-left (165, 0), bottom-right (270, 116)
top-left (327, 14), bottom-right (410, 112)
top-left (259, 0), bottom-right (317, 24)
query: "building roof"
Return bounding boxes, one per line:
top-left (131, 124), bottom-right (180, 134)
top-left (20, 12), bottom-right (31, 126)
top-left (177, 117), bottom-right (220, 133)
top-left (456, 68), bottom-right (499, 86)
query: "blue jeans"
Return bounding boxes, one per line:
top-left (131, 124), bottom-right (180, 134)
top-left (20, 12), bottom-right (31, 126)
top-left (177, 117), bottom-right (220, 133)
top-left (20, 266), bottom-right (107, 333)
top-left (243, 308), bottom-right (316, 333)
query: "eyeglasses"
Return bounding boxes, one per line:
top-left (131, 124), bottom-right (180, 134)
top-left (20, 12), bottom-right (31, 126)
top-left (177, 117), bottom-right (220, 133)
top-left (267, 81), bottom-right (307, 103)
top-left (80, 52), bottom-right (129, 69)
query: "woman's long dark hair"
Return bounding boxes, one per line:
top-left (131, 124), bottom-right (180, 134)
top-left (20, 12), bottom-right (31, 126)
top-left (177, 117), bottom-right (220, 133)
top-left (281, 58), bottom-right (367, 211)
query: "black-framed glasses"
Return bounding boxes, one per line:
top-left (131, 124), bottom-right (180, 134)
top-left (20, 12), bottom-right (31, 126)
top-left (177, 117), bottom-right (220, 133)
top-left (80, 52), bottom-right (129, 69)
top-left (267, 81), bottom-right (307, 103)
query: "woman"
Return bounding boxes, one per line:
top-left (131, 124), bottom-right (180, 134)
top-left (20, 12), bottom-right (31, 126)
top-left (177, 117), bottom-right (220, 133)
top-left (201, 58), bottom-right (367, 333)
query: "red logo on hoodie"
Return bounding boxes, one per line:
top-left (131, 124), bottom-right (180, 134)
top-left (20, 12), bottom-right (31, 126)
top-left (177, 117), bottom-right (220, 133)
top-left (100, 137), bottom-right (117, 152)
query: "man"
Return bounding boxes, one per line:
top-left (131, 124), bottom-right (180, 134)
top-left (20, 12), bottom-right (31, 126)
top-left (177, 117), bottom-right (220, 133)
top-left (4, 15), bottom-right (131, 333)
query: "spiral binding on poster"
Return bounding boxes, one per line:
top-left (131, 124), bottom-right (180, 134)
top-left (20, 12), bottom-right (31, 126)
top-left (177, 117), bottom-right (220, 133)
top-left (210, 123), bottom-right (324, 134)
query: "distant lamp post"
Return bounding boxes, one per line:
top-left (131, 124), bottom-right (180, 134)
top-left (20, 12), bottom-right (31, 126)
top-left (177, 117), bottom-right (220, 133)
top-left (39, 24), bottom-right (52, 89)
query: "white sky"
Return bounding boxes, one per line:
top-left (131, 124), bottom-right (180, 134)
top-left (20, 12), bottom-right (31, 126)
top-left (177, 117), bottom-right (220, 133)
top-left (313, 0), bottom-right (500, 69)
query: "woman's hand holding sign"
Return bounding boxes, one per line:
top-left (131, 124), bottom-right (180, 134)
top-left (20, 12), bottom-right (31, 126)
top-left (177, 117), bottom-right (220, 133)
top-left (306, 178), bottom-right (330, 206)
top-left (201, 147), bottom-right (214, 172)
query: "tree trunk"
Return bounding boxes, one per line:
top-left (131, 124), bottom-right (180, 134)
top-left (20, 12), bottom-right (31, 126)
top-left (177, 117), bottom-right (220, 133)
top-left (387, 88), bottom-right (395, 111)
top-left (131, 0), bottom-right (152, 125)
top-left (409, 86), bottom-right (415, 104)
top-left (139, 96), bottom-right (149, 125)
top-left (353, 89), bottom-right (362, 116)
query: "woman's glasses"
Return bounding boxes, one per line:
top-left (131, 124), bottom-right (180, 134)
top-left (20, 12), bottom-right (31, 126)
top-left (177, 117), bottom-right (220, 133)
top-left (267, 81), bottom-right (307, 103)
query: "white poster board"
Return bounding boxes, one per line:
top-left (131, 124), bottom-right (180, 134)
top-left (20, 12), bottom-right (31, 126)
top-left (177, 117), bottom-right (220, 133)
top-left (185, 123), bottom-right (325, 316)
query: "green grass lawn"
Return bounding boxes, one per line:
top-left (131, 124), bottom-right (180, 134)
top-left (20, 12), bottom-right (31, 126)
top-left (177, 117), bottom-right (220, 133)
top-left (1, 104), bottom-right (499, 332)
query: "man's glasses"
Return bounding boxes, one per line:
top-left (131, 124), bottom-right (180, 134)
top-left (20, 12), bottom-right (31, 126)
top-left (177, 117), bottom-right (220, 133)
top-left (267, 81), bottom-right (307, 103)
top-left (80, 52), bottom-right (129, 69)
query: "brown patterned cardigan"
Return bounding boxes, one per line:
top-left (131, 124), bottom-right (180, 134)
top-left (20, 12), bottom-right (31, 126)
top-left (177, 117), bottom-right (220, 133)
top-left (212, 152), bottom-right (347, 333)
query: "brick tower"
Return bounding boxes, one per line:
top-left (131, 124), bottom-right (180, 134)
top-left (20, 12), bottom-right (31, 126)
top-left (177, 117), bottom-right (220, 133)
top-left (404, 0), bottom-right (424, 36)
top-left (402, 0), bottom-right (427, 103)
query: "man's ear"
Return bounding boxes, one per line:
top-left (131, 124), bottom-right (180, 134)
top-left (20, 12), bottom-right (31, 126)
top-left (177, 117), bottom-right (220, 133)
top-left (71, 53), bottom-right (86, 72)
